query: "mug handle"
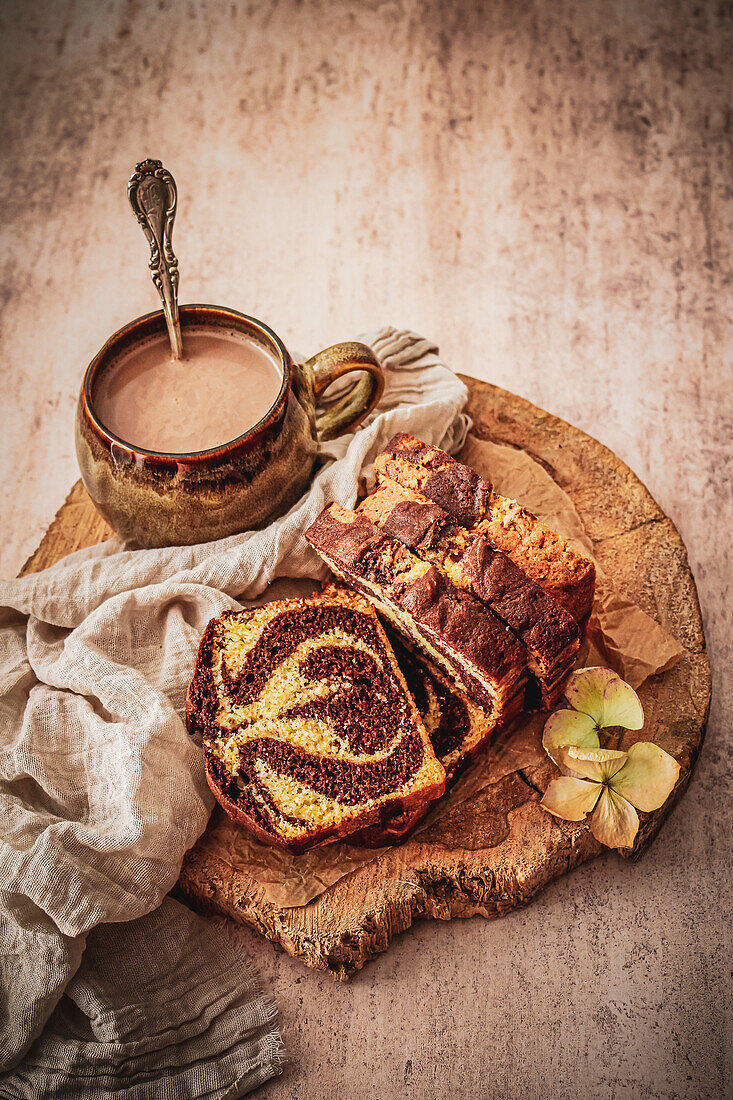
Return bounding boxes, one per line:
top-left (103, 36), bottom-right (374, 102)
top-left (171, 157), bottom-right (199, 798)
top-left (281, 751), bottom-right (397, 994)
top-left (305, 342), bottom-right (385, 441)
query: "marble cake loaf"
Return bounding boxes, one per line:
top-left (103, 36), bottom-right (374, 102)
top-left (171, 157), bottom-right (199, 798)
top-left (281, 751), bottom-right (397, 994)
top-left (305, 504), bottom-right (528, 725)
top-left (373, 432), bottom-right (596, 625)
top-left (351, 637), bottom-right (496, 846)
top-left (186, 587), bottom-right (446, 852)
top-left (358, 479), bottom-right (580, 707)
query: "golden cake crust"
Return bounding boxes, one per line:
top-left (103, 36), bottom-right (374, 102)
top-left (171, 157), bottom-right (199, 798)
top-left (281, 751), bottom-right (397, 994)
top-left (373, 432), bottom-right (595, 623)
top-left (359, 479), bottom-right (581, 706)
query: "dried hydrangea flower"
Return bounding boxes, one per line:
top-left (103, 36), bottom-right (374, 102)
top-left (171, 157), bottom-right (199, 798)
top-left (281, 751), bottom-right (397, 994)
top-left (541, 742), bottom-right (681, 849)
top-left (543, 666), bottom-right (644, 766)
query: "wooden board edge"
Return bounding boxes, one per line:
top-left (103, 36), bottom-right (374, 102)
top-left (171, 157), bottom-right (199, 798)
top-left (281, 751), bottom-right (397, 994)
top-left (176, 826), bottom-right (603, 981)
top-left (20, 480), bottom-right (113, 577)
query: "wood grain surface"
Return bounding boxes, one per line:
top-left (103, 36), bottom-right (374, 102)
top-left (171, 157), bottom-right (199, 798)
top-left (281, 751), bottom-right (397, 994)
top-left (22, 377), bottom-right (711, 980)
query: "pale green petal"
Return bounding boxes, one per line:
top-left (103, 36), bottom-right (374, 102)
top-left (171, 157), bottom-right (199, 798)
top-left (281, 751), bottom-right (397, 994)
top-left (610, 741), bottom-right (681, 812)
top-left (541, 777), bottom-right (602, 822)
top-left (590, 788), bottom-right (639, 849)
top-left (542, 710), bottom-right (600, 765)
top-left (556, 744), bottom-right (628, 782)
top-left (600, 677), bottom-right (644, 730)
top-left (564, 667), bottom-right (617, 724)
top-left (565, 666), bottom-right (644, 730)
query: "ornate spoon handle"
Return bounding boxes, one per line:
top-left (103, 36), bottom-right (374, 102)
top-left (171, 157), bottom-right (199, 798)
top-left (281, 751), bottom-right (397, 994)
top-left (128, 159), bottom-right (183, 359)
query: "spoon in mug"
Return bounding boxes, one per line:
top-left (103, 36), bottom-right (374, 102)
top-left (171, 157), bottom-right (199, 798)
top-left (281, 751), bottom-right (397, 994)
top-left (128, 159), bottom-right (183, 360)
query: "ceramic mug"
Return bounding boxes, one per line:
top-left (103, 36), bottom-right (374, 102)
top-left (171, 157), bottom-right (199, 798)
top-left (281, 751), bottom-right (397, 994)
top-left (75, 305), bottom-right (384, 547)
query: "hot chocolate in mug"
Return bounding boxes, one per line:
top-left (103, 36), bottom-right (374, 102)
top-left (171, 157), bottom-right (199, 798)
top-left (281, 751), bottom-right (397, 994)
top-left (75, 304), bottom-right (384, 548)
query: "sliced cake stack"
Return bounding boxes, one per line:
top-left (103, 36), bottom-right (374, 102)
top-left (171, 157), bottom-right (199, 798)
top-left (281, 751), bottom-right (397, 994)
top-left (372, 432), bottom-right (595, 624)
top-left (307, 433), bottom-right (594, 720)
top-left (357, 479), bottom-right (581, 707)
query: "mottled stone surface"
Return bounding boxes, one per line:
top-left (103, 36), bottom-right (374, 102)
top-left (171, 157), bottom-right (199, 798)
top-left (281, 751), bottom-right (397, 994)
top-left (0, 2), bottom-right (730, 1098)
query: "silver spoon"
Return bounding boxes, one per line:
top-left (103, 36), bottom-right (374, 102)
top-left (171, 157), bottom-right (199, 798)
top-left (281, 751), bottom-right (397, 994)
top-left (128, 158), bottom-right (183, 360)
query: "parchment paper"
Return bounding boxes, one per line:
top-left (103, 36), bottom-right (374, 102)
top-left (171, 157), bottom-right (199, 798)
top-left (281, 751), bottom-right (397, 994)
top-left (195, 434), bottom-right (683, 909)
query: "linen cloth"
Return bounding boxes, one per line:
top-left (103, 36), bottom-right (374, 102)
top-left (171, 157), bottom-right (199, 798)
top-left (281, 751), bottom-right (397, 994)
top-left (3, 898), bottom-right (285, 1099)
top-left (0, 327), bottom-right (469, 1095)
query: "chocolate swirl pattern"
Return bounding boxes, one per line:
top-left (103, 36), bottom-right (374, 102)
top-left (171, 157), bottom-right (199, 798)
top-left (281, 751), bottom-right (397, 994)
top-left (352, 637), bottom-right (496, 846)
top-left (187, 587), bottom-right (445, 852)
top-left (392, 639), bottom-right (493, 774)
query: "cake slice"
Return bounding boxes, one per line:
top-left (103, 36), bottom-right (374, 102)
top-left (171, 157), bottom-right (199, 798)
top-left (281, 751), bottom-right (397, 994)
top-left (186, 587), bottom-right (446, 852)
top-left (373, 433), bottom-right (596, 624)
top-left (358, 480), bottom-right (580, 706)
top-left (351, 636), bottom-right (496, 846)
top-left (305, 503), bottom-right (528, 724)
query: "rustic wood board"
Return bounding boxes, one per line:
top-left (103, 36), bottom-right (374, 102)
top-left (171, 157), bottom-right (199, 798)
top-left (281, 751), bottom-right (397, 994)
top-left (21, 378), bottom-right (711, 980)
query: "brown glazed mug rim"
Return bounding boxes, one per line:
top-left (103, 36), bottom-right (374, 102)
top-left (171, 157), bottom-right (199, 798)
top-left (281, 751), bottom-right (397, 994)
top-left (82, 304), bottom-right (293, 465)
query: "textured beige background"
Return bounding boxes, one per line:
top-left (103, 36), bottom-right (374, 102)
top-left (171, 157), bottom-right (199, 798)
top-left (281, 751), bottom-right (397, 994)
top-left (0, 1), bottom-right (730, 1097)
